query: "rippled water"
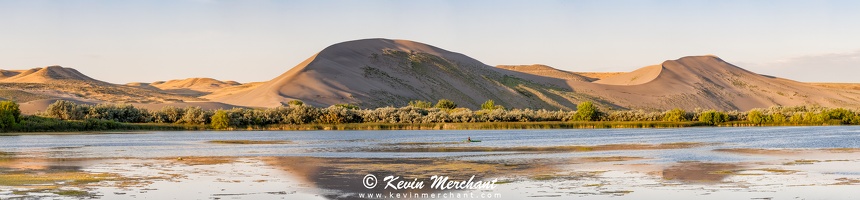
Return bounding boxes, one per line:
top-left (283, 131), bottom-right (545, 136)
top-left (2, 126), bottom-right (860, 160)
top-left (2, 126), bottom-right (860, 200)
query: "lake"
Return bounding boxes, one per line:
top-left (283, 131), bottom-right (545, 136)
top-left (1, 126), bottom-right (859, 199)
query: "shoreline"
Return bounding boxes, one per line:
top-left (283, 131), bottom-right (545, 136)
top-left (1, 121), bottom-right (853, 135)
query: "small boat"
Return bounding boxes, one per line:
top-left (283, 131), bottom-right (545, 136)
top-left (466, 139), bottom-right (481, 143)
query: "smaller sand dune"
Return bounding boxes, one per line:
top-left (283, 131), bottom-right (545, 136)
top-left (572, 72), bottom-right (626, 81)
top-left (149, 78), bottom-right (241, 93)
top-left (496, 64), bottom-right (593, 82)
top-left (0, 66), bottom-right (103, 84)
top-left (201, 82), bottom-right (266, 100)
top-left (593, 65), bottom-right (662, 85)
top-left (125, 78), bottom-right (243, 97)
top-left (0, 69), bottom-right (25, 79)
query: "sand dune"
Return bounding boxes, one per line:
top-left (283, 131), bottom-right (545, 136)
top-left (125, 78), bottom-right (242, 97)
top-left (571, 72), bottom-right (625, 81)
top-left (213, 39), bottom-right (860, 111)
top-left (4, 39), bottom-right (860, 112)
top-left (0, 66), bottom-right (104, 84)
top-left (213, 38), bottom-right (570, 108)
top-left (592, 65), bottom-right (662, 85)
top-left (496, 64), bottom-right (593, 82)
top-left (200, 82), bottom-right (266, 100)
top-left (149, 78), bottom-right (241, 92)
top-left (0, 69), bottom-right (24, 79)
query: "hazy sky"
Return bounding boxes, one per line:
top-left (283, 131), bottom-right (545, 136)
top-left (1, 0), bottom-right (859, 83)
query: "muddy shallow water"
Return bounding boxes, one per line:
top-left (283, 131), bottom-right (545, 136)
top-left (1, 126), bottom-right (859, 199)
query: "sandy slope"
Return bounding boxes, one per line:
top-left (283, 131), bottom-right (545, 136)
top-left (4, 39), bottom-right (859, 112)
top-left (213, 39), bottom-right (860, 111)
top-left (213, 38), bottom-right (572, 108)
top-left (592, 65), bottom-right (661, 85)
top-left (200, 82), bottom-right (266, 100)
top-left (149, 78), bottom-right (241, 92)
top-left (0, 66), bottom-right (105, 84)
top-left (549, 55), bottom-right (860, 110)
top-left (496, 64), bottom-right (593, 82)
top-left (126, 78), bottom-right (242, 97)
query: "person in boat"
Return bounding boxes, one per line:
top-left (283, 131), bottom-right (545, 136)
top-left (467, 137), bottom-right (471, 142)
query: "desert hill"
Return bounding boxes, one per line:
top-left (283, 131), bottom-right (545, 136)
top-left (212, 38), bottom-right (594, 109)
top-left (212, 39), bottom-right (860, 111)
top-left (126, 78), bottom-right (242, 96)
top-left (0, 66), bottom-right (105, 84)
top-left (0, 66), bottom-right (245, 114)
top-left (3, 39), bottom-right (859, 112)
top-left (496, 64), bottom-right (594, 82)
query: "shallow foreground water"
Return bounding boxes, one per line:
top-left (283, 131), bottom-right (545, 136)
top-left (1, 126), bottom-right (859, 199)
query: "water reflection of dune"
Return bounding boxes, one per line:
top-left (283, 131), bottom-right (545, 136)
top-left (262, 157), bottom-right (547, 200)
top-left (662, 162), bottom-right (741, 183)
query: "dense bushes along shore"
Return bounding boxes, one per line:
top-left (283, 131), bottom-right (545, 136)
top-left (1, 99), bottom-right (859, 132)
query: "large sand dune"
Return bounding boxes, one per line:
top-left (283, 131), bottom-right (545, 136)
top-left (213, 39), bottom-right (860, 111)
top-left (3, 39), bottom-right (859, 112)
top-left (213, 38), bottom-right (576, 109)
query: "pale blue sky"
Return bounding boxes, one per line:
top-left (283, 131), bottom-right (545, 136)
top-left (1, 0), bottom-right (859, 83)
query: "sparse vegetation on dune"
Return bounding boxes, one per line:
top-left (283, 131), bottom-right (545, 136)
top-left (1, 99), bottom-right (859, 133)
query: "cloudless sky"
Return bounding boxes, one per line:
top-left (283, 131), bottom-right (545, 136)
top-left (1, 0), bottom-right (859, 83)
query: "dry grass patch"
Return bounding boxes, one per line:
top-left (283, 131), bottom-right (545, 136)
top-left (783, 159), bottom-right (820, 165)
top-left (170, 156), bottom-right (236, 166)
top-left (0, 171), bottom-right (120, 186)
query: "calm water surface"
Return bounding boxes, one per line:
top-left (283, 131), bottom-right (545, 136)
top-left (2, 126), bottom-right (859, 160)
top-left (2, 126), bottom-right (860, 200)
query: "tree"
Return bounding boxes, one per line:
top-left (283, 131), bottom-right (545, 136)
top-left (408, 100), bottom-right (432, 108)
top-left (698, 110), bottom-right (728, 125)
top-left (211, 110), bottom-right (230, 129)
top-left (663, 108), bottom-right (687, 122)
top-left (572, 101), bottom-right (598, 121)
top-left (481, 100), bottom-right (497, 110)
top-left (748, 109), bottom-right (765, 125)
top-left (287, 100), bottom-right (304, 107)
top-left (0, 101), bottom-right (20, 129)
top-left (771, 113), bottom-right (786, 123)
top-left (435, 99), bottom-right (457, 109)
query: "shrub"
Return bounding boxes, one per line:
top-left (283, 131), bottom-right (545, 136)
top-left (748, 109), bottom-right (765, 124)
top-left (481, 100), bottom-right (497, 110)
top-left (698, 110), bottom-right (728, 125)
top-left (0, 101), bottom-right (20, 129)
top-left (572, 101), bottom-right (598, 121)
top-left (771, 113), bottom-right (786, 123)
top-left (435, 99), bottom-right (457, 109)
top-left (211, 110), bottom-right (229, 129)
top-left (287, 100), bottom-right (304, 107)
top-left (663, 108), bottom-right (687, 122)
